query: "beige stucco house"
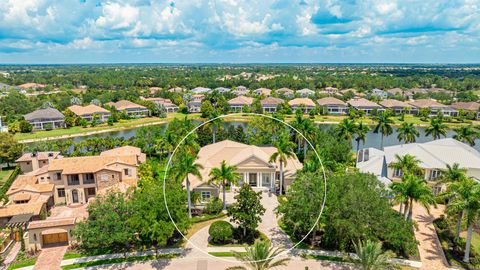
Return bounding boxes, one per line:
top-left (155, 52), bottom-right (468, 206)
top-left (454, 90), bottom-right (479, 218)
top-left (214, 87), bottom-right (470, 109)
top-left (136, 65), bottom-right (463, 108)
top-left (188, 140), bottom-right (302, 203)
top-left (25, 217), bottom-right (76, 252)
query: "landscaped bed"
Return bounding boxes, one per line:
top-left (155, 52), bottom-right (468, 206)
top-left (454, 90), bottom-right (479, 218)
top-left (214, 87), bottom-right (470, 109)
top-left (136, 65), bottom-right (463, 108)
top-left (7, 251), bottom-right (38, 270)
top-left (61, 253), bottom-right (178, 270)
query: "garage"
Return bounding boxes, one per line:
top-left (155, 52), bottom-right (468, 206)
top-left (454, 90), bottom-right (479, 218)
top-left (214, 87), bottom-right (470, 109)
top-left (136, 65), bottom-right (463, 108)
top-left (42, 232), bottom-right (68, 245)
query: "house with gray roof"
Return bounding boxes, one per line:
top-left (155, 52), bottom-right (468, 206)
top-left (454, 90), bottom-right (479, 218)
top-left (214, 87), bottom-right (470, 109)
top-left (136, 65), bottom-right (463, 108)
top-left (317, 97), bottom-right (348, 115)
top-left (24, 108), bottom-right (65, 131)
top-left (297, 88), bottom-right (315, 98)
top-left (347, 98), bottom-right (383, 115)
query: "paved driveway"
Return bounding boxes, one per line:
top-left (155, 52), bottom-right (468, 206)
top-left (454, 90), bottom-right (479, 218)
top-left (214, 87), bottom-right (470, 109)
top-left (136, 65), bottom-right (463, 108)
top-left (34, 245), bottom-right (68, 270)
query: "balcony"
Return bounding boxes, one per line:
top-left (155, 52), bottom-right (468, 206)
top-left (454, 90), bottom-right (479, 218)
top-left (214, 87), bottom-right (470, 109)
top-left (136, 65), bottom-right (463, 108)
top-left (67, 175), bottom-right (80, 186)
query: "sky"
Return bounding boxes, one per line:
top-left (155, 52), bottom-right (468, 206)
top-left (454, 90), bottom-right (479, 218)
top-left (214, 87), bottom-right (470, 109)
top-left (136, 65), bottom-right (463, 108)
top-left (0, 0), bottom-right (479, 64)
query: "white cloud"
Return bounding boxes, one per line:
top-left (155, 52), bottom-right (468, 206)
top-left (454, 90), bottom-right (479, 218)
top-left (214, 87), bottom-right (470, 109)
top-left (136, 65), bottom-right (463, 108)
top-left (95, 2), bottom-right (139, 30)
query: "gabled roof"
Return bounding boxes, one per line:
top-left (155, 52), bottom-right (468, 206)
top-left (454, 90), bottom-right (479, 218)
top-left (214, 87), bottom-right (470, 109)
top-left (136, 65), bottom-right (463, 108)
top-left (16, 152), bottom-right (61, 162)
top-left (48, 155), bottom-right (138, 174)
top-left (28, 217), bottom-right (76, 230)
top-left (288, 98), bottom-right (316, 107)
top-left (451, 102), bottom-right (480, 111)
top-left (68, 105), bottom-right (110, 116)
top-left (106, 100), bottom-right (146, 110)
top-left (408, 99), bottom-right (449, 109)
top-left (275, 88), bottom-right (294, 95)
top-left (386, 88), bottom-right (403, 95)
top-left (347, 98), bottom-right (381, 108)
top-left (228, 96), bottom-right (254, 105)
top-left (379, 99), bottom-right (412, 108)
top-left (297, 88), bottom-right (315, 95)
top-left (254, 88), bottom-right (272, 96)
top-left (317, 97), bottom-right (346, 106)
top-left (24, 108), bottom-right (64, 121)
top-left (261, 97), bottom-right (284, 106)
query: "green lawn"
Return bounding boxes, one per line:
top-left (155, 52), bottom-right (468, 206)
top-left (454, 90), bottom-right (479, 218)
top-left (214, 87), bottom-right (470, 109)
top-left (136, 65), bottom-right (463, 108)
top-left (61, 254), bottom-right (177, 270)
top-left (7, 258), bottom-right (37, 270)
top-left (0, 169), bottom-right (14, 185)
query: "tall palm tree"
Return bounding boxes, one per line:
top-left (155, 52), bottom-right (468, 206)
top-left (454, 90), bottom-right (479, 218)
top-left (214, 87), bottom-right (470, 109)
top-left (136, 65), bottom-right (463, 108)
top-left (396, 122), bottom-right (419, 144)
top-left (403, 174), bottom-right (436, 221)
top-left (453, 125), bottom-right (478, 146)
top-left (171, 153), bottom-right (204, 218)
top-left (269, 133), bottom-right (296, 195)
top-left (208, 160), bottom-right (240, 210)
top-left (388, 154), bottom-right (423, 176)
top-left (373, 111), bottom-right (394, 149)
top-left (301, 118), bottom-right (317, 159)
top-left (229, 240), bottom-right (290, 270)
top-left (445, 179), bottom-right (480, 263)
top-left (292, 111), bottom-right (307, 154)
top-left (353, 239), bottom-right (397, 270)
top-left (425, 118), bottom-right (447, 140)
top-left (390, 180), bottom-right (410, 215)
top-left (355, 122), bottom-right (370, 154)
top-left (207, 112), bottom-right (223, 144)
top-left (336, 118), bottom-right (357, 141)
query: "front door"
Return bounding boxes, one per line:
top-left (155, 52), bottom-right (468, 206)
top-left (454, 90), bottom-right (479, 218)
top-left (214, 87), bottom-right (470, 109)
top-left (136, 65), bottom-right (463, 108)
top-left (72, 190), bottom-right (79, 203)
top-left (249, 173), bottom-right (257, 187)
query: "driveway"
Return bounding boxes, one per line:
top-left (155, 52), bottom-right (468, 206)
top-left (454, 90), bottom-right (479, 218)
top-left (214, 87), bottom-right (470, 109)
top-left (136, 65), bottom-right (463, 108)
top-left (33, 245), bottom-right (68, 270)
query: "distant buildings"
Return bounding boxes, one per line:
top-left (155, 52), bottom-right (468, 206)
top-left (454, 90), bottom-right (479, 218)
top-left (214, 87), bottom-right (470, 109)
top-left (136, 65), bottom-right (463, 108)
top-left (379, 99), bottom-right (415, 114)
top-left (317, 97), bottom-right (348, 115)
top-left (106, 100), bottom-right (150, 118)
top-left (275, 88), bottom-right (294, 99)
top-left (408, 99), bottom-right (458, 117)
top-left (370, 88), bottom-right (388, 99)
top-left (142, 97), bottom-right (179, 113)
top-left (24, 108), bottom-right (65, 130)
top-left (288, 98), bottom-right (316, 113)
top-left (260, 97), bottom-right (284, 113)
top-left (297, 88), bottom-right (315, 97)
top-left (187, 94), bottom-right (205, 113)
top-left (191, 87), bottom-right (212, 94)
top-left (253, 88), bottom-right (272, 96)
top-left (347, 98), bottom-right (383, 115)
top-left (228, 96), bottom-right (254, 112)
top-left (68, 104), bottom-right (111, 122)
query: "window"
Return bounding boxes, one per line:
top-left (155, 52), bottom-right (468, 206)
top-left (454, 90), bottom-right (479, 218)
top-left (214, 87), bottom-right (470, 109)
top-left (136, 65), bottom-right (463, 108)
top-left (55, 172), bottom-right (62, 180)
top-left (393, 168), bottom-right (403, 178)
top-left (201, 191), bottom-right (211, 202)
top-left (262, 173), bottom-right (271, 187)
top-left (430, 170), bottom-right (441, 180)
top-left (67, 174), bottom-right (80, 185)
top-left (57, 188), bottom-right (65, 198)
top-left (124, 169), bottom-right (130, 176)
top-left (83, 173), bottom-right (95, 184)
top-left (432, 186), bottom-right (442, 196)
top-left (101, 174), bottom-right (109, 181)
top-left (33, 234), bottom-right (37, 241)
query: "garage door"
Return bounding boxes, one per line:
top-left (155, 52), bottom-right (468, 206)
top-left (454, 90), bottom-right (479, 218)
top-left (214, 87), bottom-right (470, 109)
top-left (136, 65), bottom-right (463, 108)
top-left (42, 233), bottom-right (68, 245)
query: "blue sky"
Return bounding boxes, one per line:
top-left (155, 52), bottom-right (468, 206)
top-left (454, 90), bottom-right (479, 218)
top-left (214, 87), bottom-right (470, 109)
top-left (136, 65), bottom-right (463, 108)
top-left (0, 0), bottom-right (479, 64)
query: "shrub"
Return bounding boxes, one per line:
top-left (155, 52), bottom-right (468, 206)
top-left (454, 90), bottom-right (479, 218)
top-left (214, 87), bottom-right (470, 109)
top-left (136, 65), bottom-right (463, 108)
top-left (209, 221), bottom-right (233, 244)
top-left (204, 197), bottom-right (223, 214)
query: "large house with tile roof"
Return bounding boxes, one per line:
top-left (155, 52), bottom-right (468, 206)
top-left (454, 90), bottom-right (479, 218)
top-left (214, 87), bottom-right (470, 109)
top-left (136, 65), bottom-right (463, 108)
top-left (106, 100), bottom-right (150, 118)
top-left (228, 96), bottom-right (254, 112)
top-left (288, 98), bottom-right (316, 113)
top-left (408, 99), bottom-right (458, 117)
top-left (24, 108), bottom-right (65, 130)
top-left (317, 97), bottom-right (348, 115)
top-left (68, 104), bottom-right (111, 123)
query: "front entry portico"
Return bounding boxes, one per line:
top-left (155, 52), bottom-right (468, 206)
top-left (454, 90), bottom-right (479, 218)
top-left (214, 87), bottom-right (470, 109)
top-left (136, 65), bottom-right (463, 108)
top-left (235, 171), bottom-right (275, 191)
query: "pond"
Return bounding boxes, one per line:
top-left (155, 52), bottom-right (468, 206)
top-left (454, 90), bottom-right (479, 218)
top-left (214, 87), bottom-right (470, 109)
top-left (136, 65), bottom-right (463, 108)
top-left (66, 121), bottom-right (480, 152)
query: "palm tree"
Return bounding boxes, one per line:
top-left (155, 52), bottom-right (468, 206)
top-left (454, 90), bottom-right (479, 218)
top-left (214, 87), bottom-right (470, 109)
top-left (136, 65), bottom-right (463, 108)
top-left (390, 180), bottom-right (409, 215)
top-left (425, 117), bottom-right (447, 140)
top-left (353, 239), bottom-right (397, 270)
top-left (355, 122), bottom-right (370, 154)
top-left (336, 118), bottom-right (357, 141)
top-left (301, 118), bottom-right (316, 159)
top-left (269, 133), bottom-right (296, 195)
top-left (171, 153), bottom-right (204, 218)
top-left (453, 125), bottom-right (478, 146)
top-left (396, 122), bottom-right (419, 144)
top-left (388, 154), bottom-right (423, 176)
top-left (207, 112), bottom-right (223, 144)
top-left (292, 111), bottom-right (306, 153)
top-left (228, 240), bottom-right (290, 270)
top-left (444, 179), bottom-right (480, 263)
top-left (403, 174), bottom-right (436, 221)
top-left (208, 160), bottom-right (240, 210)
top-left (373, 111), bottom-right (394, 150)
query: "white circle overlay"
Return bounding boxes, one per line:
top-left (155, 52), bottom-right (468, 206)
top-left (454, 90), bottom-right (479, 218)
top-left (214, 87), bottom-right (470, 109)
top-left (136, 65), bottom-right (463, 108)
top-left (162, 112), bottom-right (327, 263)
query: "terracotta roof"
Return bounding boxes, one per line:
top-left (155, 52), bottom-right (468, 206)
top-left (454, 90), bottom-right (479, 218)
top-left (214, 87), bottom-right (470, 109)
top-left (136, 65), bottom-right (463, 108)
top-left (386, 88), bottom-right (403, 95)
top-left (347, 98), bottom-right (381, 108)
top-left (24, 108), bottom-right (64, 121)
top-left (16, 152), bottom-right (61, 162)
top-left (260, 97), bottom-right (284, 106)
top-left (451, 102), bottom-right (480, 111)
top-left (7, 173), bottom-right (55, 196)
top-left (317, 97), bottom-right (346, 106)
top-left (48, 155), bottom-right (138, 174)
top-left (408, 99), bottom-right (449, 108)
top-left (275, 88), bottom-right (294, 95)
top-left (28, 217), bottom-right (76, 230)
top-left (68, 105), bottom-right (110, 116)
top-left (228, 96), bottom-right (254, 106)
top-left (288, 98), bottom-right (316, 107)
top-left (18, 83), bottom-right (46, 89)
top-left (0, 202), bottom-right (44, 218)
top-left (253, 88), bottom-right (272, 96)
top-left (13, 193), bottom-right (31, 201)
top-left (107, 100), bottom-right (146, 110)
top-left (100, 146), bottom-right (146, 163)
top-left (380, 99), bottom-right (412, 108)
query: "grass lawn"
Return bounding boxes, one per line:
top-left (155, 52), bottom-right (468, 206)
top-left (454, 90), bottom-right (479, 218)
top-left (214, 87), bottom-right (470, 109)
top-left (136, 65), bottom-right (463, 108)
top-left (7, 257), bottom-right (37, 270)
top-left (0, 169), bottom-right (14, 185)
top-left (61, 254), bottom-right (177, 270)
top-left (208, 231), bottom-right (269, 247)
top-left (185, 214), bottom-right (227, 240)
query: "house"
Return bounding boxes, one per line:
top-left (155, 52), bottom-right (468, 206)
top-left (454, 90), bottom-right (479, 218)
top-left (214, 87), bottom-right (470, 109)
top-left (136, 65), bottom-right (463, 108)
top-left (25, 217), bottom-right (76, 252)
top-left (408, 99), bottom-right (458, 117)
top-left (356, 138), bottom-right (480, 194)
top-left (168, 87), bottom-right (184, 93)
top-left (297, 88), bottom-right (315, 98)
top-left (386, 88), bottom-right (404, 97)
top-left (347, 98), bottom-right (383, 115)
top-left (429, 87), bottom-right (454, 96)
top-left (260, 97), bottom-right (284, 113)
top-left (68, 105), bottom-right (111, 122)
top-left (187, 94), bottom-right (205, 113)
top-left (325, 87), bottom-right (339, 95)
top-left (214, 87), bottom-right (231, 93)
top-left (370, 88), bottom-right (388, 99)
top-left (379, 99), bottom-right (416, 114)
top-left (228, 96), bottom-right (254, 112)
top-left (288, 98), bottom-right (316, 113)
top-left (451, 102), bottom-right (480, 118)
top-left (188, 140), bottom-right (302, 202)
top-left (317, 97), bottom-right (348, 115)
top-left (404, 88), bottom-right (428, 99)
top-left (141, 97), bottom-right (179, 113)
top-left (16, 152), bottom-right (62, 173)
top-left (24, 108), bottom-right (65, 130)
top-left (106, 100), bottom-right (150, 118)
top-left (253, 88), bottom-right (272, 96)
top-left (191, 87), bottom-right (212, 94)
top-left (275, 88), bottom-right (294, 99)
top-left (232, 86), bottom-right (248, 96)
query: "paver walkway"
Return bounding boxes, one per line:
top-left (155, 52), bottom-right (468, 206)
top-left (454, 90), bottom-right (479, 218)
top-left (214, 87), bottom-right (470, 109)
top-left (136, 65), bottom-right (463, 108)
top-left (411, 202), bottom-right (450, 270)
top-left (3, 242), bottom-right (21, 266)
top-left (33, 245), bottom-right (68, 270)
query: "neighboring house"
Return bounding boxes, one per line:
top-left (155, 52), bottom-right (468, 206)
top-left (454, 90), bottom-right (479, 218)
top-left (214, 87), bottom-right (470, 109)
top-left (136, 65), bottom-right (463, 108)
top-left (228, 96), bottom-right (254, 112)
top-left (297, 88), bottom-right (315, 97)
top-left (451, 102), bottom-right (480, 118)
top-left (142, 97), bottom-right (179, 113)
top-left (106, 100), bottom-right (150, 118)
top-left (187, 94), bottom-right (205, 113)
top-left (168, 87), bottom-right (184, 93)
top-left (408, 99), bottom-right (458, 117)
top-left (214, 87), bottom-right (231, 93)
top-left (188, 140), bottom-right (302, 203)
top-left (429, 87), bottom-right (454, 96)
top-left (275, 88), bottom-right (294, 99)
top-left (379, 99), bottom-right (416, 114)
top-left (24, 108), bottom-right (65, 130)
top-left (288, 98), bottom-right (316, 113)
top-left (68, 104), bottom-right (111, 122)
top-left (25, 217), bottom-right (76, 252)
top-left (317, 97), bottom-right (348, 115)
top-left (370, 88), bottom-right (388, 99)
top-left (16, 152), bottom-right (62, 173)
top-left (191, 87), bottom-right (212, 94)
top-left (356, 138), bottom-right (480, 195)
top-left (253, 88), bottom-right (272, 96)
top-left (325, 87), bottom-right (339, 95)
top-left (347, 98), bottom-right (383, 115)
top-left (386, 88), bottom-right (404, 97)
top-left (404, 88), bottom-right (428, 99)
top-left (232, 86), bottom-right (248, 96)
top-left (260, 97), bottom-right (284, 113)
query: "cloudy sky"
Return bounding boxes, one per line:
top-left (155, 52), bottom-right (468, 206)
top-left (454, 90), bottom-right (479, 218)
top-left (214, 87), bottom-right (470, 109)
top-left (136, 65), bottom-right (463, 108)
top-left (0, 0), bottom-right (479, 64)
